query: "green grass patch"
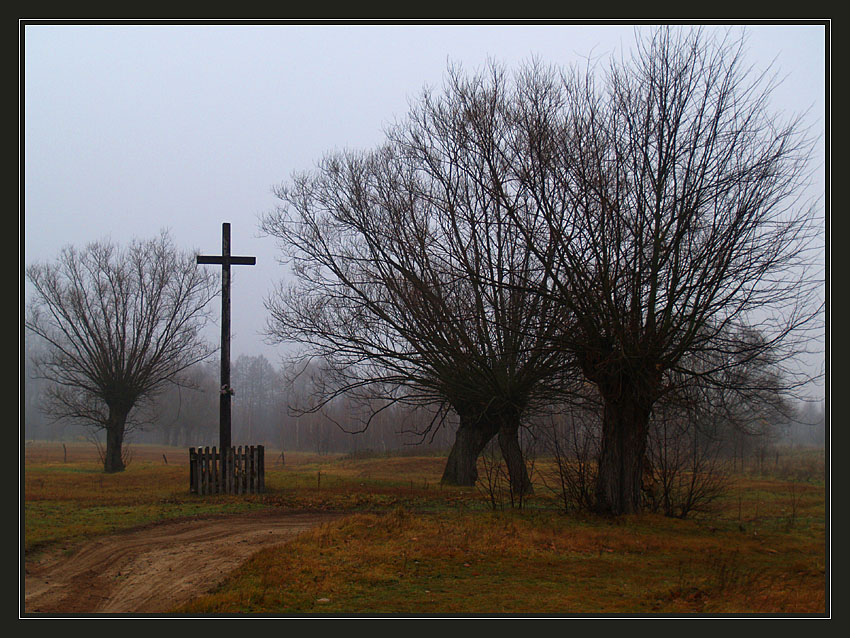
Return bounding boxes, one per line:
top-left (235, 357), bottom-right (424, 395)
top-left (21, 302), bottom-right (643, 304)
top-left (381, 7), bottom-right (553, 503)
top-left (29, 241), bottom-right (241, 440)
top-left (24, 500), bottom-right (265, 554)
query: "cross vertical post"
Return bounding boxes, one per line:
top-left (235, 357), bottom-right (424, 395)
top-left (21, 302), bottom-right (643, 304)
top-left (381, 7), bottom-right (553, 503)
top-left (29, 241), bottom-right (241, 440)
top-left (196, 222), bottom-right (256, 453)
top-left (220, 222), bottom-right (232, 451)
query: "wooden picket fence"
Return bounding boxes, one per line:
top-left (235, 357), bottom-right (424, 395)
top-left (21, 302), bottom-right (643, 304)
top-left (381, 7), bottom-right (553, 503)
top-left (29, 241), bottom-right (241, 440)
top-left (189, 445), bottom-right (265, 495)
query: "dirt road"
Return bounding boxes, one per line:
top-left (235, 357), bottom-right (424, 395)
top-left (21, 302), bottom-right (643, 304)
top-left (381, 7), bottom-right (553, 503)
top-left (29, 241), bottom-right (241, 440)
top-left (24, 510), bottom-right (342, 614)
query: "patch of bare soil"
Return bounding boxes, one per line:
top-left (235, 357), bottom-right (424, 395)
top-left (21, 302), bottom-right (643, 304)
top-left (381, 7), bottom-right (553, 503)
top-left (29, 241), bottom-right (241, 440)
top-left (24, 510), bottom-right (342, 614)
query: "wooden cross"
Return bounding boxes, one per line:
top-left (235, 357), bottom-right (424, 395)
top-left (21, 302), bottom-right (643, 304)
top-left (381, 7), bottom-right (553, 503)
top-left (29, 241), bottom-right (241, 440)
top-left (197, 222), bottom-right (256, 451)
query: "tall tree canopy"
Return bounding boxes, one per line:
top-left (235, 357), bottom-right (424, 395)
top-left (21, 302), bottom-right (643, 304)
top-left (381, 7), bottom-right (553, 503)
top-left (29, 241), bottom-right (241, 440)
top-left (508, 27), bottom-right (822, 513)
top-left (26, 231), bottom-right (217, 472)
top-left (261, 64), bottom-right (579, 494)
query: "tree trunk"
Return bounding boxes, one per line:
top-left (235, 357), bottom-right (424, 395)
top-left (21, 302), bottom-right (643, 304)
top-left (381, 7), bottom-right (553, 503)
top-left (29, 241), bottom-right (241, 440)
top-left (594, 396), bottom-right (652, 515)
top-left (441, 417), bottom-right (498, 486)
top-left (104, 407), bottom-right (128, 473)
top-left (498, 421), bottom-right (533, 499)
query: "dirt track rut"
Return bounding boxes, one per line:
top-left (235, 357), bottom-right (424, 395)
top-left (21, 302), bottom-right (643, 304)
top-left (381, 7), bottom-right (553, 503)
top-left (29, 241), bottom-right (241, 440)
top-left (24, 510), bottom-right (341, 614)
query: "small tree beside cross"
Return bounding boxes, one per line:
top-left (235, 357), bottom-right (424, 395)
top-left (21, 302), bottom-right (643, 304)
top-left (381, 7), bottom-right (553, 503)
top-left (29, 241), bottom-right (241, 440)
top-left (25, 231), bottom-right (217, 473)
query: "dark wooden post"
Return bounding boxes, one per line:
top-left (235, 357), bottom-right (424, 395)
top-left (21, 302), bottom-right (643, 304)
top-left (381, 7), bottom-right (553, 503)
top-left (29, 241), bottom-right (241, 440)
top-left (197, 222), bottom-right (256, 453)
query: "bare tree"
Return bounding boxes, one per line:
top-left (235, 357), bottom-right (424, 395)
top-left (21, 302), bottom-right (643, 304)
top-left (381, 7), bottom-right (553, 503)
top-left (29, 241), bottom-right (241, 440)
top-left (644, 356), bottom-right (791, 519)
top-left (25, 231), bottom-right (217, 472)
top-left (261, 63), bottom-right (578, 494)
top-left (510, 27), bottom-right (822, 514)
top-left (644, 387), bottom-right (732, 519)
top-left (539, 400), bottom-right (602, 513)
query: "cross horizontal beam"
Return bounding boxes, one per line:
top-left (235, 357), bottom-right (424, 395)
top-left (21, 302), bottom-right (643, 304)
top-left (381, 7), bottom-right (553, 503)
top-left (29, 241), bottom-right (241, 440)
top-left (196, 255), bottom-right (257, 265)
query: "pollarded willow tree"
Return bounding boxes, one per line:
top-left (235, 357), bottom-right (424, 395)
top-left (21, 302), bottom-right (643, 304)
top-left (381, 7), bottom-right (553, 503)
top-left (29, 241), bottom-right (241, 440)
top-left (261, 64), bottom-right (580, 496)
top-left (26, 231), bottom-right (217, 472)
top-left (509, 27), bottom-right (823, 514)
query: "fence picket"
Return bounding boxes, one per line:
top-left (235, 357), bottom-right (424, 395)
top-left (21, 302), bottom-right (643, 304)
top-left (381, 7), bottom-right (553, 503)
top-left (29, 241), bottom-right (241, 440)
top-left (245, 446), bottom-right (250, 493)
top-left (203, 447), bottom-right (210, 495)
top-left (244, 445), bottom-right (249, 494)
top-left (214, 446), bottom-right (220, 493)
top-left (198, 447), bottom-right (204, 496)
top-left (228, 446), bottom-right (234, 494)
top-left (237, 446), bottom-right (243, 495)
top-left (258, 445), bottom-right (265, 493)
top-left (189, 448), bottom-right (195, 494)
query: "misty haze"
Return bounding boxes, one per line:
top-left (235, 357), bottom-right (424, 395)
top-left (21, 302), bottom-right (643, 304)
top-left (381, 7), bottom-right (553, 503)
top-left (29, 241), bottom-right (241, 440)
top-left (23, 22), bottom-right (827, 618)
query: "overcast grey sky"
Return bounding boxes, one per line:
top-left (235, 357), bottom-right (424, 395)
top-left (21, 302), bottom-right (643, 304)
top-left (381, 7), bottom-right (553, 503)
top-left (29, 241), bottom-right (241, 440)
top-left (23, 22), bottom-right (827, 395)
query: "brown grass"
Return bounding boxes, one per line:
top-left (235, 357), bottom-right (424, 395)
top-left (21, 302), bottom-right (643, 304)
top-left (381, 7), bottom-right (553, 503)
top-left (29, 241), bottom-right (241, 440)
top-left (24, 441), bottom-right (826, 615)
top-left (176, 507), bottom-right (825, 614)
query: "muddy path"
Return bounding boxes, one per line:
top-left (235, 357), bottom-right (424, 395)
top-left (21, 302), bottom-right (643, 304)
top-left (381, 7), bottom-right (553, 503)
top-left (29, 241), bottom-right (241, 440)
top-left (24, 510), bottom-right (343, 614)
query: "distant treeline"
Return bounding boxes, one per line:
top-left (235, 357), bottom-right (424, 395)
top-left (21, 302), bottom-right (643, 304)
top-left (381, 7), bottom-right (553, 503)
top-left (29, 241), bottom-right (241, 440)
top-left (24, 340), bottom-right (823, 455)
top-left (23, 343), bottom-right (457, 454)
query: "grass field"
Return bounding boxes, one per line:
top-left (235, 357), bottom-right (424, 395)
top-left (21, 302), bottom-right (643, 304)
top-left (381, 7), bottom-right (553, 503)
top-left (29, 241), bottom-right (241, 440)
top-left (23, 441), bottom-right (827, 615)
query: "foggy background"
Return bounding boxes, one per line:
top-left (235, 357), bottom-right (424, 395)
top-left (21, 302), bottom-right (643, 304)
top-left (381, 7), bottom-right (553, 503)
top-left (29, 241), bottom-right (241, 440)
top-left (22, 23), bottom-right (826, 450)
